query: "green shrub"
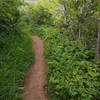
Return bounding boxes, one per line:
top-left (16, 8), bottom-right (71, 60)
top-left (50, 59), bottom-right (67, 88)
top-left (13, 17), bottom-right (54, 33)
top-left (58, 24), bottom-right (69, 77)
top-left (0, 1), bottom-right (33, 99)
top-left (24, 4), bottom-right (53, 30)
top-left (37, 26), bottom-right (100, 100)
top-left (0, 34), bottom-right (33, 100)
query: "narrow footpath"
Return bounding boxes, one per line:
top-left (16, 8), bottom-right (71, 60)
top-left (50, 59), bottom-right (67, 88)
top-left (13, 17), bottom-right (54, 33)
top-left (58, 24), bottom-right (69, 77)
top-left (24, 36), bottom-right (47, 100)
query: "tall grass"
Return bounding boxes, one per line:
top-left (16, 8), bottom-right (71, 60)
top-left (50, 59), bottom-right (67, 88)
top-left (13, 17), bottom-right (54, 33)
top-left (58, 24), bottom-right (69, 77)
top-left (0, 30), bottom-right (33, 100)
top-left (0, 1), bottom-right (33, 98)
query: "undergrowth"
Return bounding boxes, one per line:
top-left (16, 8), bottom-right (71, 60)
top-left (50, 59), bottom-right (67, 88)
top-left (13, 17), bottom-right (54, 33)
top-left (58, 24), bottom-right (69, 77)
top-left (0, 33), bottom-right (33, 100)
top-left (33, 26), bottom-right (100, 100)
top-left (0, 11), bottom-right (33, 100)
top-left (0, 1), bottom-right (33, 99)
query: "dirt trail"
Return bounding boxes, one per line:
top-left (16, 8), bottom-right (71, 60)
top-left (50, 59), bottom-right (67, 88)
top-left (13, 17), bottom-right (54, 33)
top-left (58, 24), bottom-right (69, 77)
top-left (24, 36), bottom-right (47, 100)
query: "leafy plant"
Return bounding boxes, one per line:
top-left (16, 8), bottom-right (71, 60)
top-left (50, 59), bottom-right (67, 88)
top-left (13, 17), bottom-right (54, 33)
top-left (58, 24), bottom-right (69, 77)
top-left (36, 26), bottom-right (100, 100)
top-left (0, 1), bottom-right (33, 99)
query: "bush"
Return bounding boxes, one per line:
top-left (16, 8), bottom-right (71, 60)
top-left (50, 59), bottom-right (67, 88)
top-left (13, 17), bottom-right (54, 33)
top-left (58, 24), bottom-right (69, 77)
top-left (24, 4), bottom-right (53, 29)
top-left (37, 26), bottom-right (100, 100)
top-left (0, 34), bottom-right (33, 100)
top-left (0, 1), bottom-right (33, 99)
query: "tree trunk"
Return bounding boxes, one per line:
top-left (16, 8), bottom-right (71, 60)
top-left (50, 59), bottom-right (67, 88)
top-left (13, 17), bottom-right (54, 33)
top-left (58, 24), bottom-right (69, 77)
top-left (63, 3), bottom-right (67, 22)
top-left (63, 4), bottom-right (67, 15)
top-left (95, 20), bottom-right (100, 63)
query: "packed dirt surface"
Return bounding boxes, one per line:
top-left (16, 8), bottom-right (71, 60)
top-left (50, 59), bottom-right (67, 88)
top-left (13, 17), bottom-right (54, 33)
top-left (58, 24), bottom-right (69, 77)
top-left (24, 36), bottom-right (47, 100)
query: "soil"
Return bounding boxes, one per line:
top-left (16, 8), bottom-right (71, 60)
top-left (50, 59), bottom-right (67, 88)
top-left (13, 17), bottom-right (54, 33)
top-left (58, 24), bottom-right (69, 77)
top-left (24, 36), bottom-right (47, 100)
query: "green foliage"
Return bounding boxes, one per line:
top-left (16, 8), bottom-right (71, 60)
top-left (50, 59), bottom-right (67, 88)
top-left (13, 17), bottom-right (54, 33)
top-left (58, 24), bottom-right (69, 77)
top-left (0, 0), bottom-right (22, 48)
top-left (58, 0), bottom-right (99, 47)
top-left (24, 4), bottom-right (53, 28)
top-left (0, 0), bottom-right (100, 99)
top-left (36, 26), bottom-right (100, 100)
top-left (0, 0), bottom-right (21, 33)
top-left (0, 34), bottom-right (33, 100)
top-left (31, 25), bottom-right (59, 37)
top-left (0, 0), bottom-right (33, 99)
top-left (25, 0), bottom-right (100, 99)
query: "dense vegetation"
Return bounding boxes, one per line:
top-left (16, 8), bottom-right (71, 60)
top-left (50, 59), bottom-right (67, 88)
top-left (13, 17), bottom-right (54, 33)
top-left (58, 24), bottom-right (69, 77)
top-left (25, 0), bottom-right (100, 100)
top-left (40, 27), bottom-right (99, 100)
top-left (0, 0), bottom-right (100, 100)
top-left (0, 1), bottom-right (33, 99)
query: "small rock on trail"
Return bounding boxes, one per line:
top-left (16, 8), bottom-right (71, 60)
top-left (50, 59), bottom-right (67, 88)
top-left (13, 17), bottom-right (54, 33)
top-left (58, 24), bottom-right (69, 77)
top-left (24, 36), bottom-right (47, 100)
